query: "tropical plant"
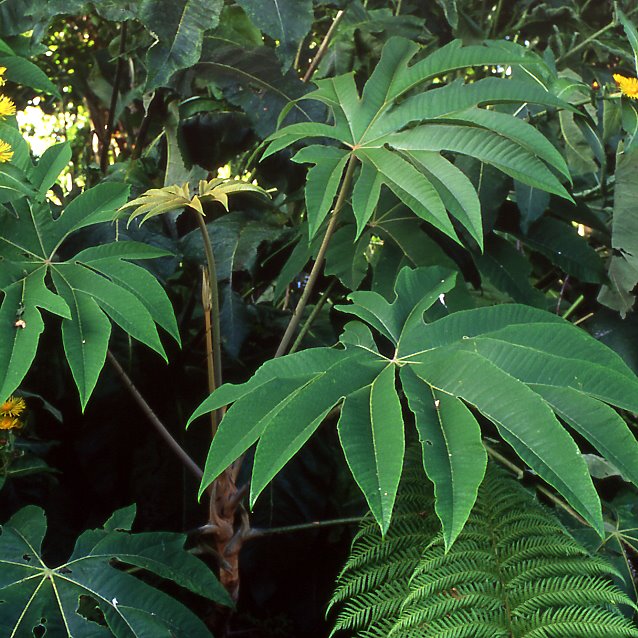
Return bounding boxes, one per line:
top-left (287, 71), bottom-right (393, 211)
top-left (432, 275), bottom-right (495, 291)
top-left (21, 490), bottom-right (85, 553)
top-left (191, 264), bottom-right (638, 545)
top-left (2, 1), bottom-right (638, 636)
top-left (331, 459), bottom-right (638, 637)
top-left (0, 504), bottom-right (232, 636)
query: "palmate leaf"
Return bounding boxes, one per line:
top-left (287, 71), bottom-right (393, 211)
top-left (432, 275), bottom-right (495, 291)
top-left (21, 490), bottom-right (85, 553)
top-left (264, 36), bottom-right (575, 250)
top-left (0, 504), bottom-right (231, 637)
top-left (191, 265), bottom-right (638, 542)
top-left (0, 166), bottom-right (180, 409)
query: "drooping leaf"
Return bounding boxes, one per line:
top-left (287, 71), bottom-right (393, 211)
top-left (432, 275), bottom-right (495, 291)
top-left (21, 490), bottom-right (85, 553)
top-left (139, 0), bottom-right (223, 89)
top-left (599, 148), bottom-right (638, 315)
top-left (0, 505), bottom-right (231, 637)
top-left (0, 175), bottom-right (178, 408)
top-left (338, 365), bottom-right (405, 534)
top-left (401, 367), bottom-right (486, 548)
top-left (234, 0), bottom-right (313, 70)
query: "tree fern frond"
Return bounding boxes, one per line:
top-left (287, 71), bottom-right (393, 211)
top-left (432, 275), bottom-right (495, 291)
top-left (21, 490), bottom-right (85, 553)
top-left (514, 605), bottom-right (638, 637)
top-left (330, 462), bottom-right (638, 637)
top-left (509, 575), bottom-right (636, 614)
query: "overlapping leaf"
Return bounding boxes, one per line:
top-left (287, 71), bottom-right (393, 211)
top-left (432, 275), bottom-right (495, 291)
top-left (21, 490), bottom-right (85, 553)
top-left (191, 264), bottom-right (638, 544)
top-left (0, 504), bottom-right (231, 637)
top-left (0, 153), bottom-right (180, 409)
top-left (263, 36), bottom-right (575, 249)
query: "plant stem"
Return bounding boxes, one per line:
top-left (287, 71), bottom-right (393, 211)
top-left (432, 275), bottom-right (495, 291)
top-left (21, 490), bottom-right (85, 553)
top-left (100, 21), bottom-right (128, 173)
top-left (107, 351), bottom-right (203, 480)
top-left (275, 155), bottom-right (357, 357)
top-left (562, 293), bottom-right (584, 320)
top-left (557, 7), bottom-right (638, 64)
top-left (194, 212), bottom-right (223, 433)
top-left (484, 442), bottom-right (588, 527)
top-left (490, 0), bottom-right (505, 38)
top-left (288, 279), bottom-right (337, 354)
top-left (245, 516), bottom-right (364, 540)
top-left (302, 10), bottom-right (344, 82)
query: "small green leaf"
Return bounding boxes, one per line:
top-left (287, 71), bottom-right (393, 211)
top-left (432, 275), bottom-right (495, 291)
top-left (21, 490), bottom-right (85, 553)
top-left (31, 141), bottom-right (71, 199)
top-left (293, 145), bottom-right (349, 237)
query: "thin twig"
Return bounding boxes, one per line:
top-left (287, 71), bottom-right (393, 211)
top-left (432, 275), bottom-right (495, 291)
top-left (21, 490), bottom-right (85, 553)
top-left (573, 311), bottom-right (594, 326)
top-left (289, 278), bottom-right (337, 354)
top-left (245, 516), bottom-right (364, 540)
top-left (100, 22), bottom-right (128, 173)
top-left (484, 442), bottom-right (589, 527)
top-left (562, 293), bottom-right (584, 320)
top-left (557, 6), bottom-right (638, 64)
top-left (107, 351), bottom-right (203, 480)
top-left (302, 10), bottom-right (344, 83)
top-left (275, 155), bottom-right (357, 357)
top-left (556, 275), bottom-right (570, 315)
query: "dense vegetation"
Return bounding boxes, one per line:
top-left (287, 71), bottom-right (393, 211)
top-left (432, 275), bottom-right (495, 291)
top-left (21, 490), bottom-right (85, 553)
top-left (1, 0), bottom-right (638, 636)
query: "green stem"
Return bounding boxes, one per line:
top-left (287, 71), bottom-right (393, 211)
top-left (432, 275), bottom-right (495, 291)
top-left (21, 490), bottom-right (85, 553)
top-left (302, 9), bottom-right (345, 82)
top-left (489, 0), bottom-right (505, 37)
top-left (194, 211), bottom-right (223, 432)
top-left (275, 155), bottom-right (357, 358)
top-left (289, 279), bottom-right (337, 354)
top-left (562, 293), bottom-right (584, 320)
top-left (484, 442), bottom-right (588, 527)
top-left (557, 7), bottom-right (638, 64)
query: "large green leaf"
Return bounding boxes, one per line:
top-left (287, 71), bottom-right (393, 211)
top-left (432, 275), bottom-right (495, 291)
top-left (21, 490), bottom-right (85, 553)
top-left (0, 55), bottom-right (60, 97)
top-left (0, 505), bottom-right (231, 637)
top-left (234, 0), bottom-right (313, 70)
top-left (338, 365), bottom-right (405, 534)
top-left (264, 36), bottom-right (572, 249)
top-left (401, 367), bottom-right (486, 548)
top-left (139, 0), bottom-right (223, 89)
top-left (599, 148), bottom-right (638, 315)
top-left (0, 173), bottom-right (178, 408)
top-left (193, 266), bottom-right (638, 538)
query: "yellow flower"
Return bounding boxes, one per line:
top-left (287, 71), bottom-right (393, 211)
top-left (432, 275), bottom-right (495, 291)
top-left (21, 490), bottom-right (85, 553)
top-left (0, 415), bottom-right (21, 430)
top-left (0, 67), bottom-right (6, 87)
top-left (0, 139), bottom-right (13, 163)
top-left (613, 73), bottom-right (638, 99)
top-left (0, 396), bottom-right (26, 417)
top-left (0, 95), bottom-right (15, 118)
